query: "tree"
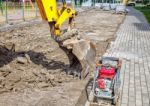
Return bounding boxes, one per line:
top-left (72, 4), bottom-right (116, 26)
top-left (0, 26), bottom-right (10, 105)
top-left (0, 0), bottom-right (3, 15)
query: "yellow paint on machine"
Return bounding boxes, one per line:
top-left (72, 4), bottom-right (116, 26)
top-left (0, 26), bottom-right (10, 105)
top-left (36, 0), bottom-right (58, 22)
top-left (35, 0), bottom-right (77, 36)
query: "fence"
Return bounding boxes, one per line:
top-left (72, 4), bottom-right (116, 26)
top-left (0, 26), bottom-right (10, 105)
top-left (0, 0), bottom-right (40, 24)
top-left (0, 0), bottom-right (92, 24)
top-left (0, 0), bottom-right (119, 25)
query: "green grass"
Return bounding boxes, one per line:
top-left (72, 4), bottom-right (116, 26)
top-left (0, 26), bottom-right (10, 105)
top-left (135, 6), bottom-right (150, 24)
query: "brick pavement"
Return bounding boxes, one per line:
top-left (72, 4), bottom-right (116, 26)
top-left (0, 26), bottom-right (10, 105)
top-left (103, 7), bottom-right (150, 106)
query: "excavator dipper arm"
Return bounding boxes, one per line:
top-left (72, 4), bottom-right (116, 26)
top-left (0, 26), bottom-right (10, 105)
top-left (55, 8), bottom-right (76, 36)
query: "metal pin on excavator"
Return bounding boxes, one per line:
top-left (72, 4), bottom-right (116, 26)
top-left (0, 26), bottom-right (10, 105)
top-left (35, 0), bottom-right (96, 79)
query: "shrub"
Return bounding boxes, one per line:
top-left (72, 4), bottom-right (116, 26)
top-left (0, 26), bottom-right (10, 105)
top-left (147, 3), bottom-right (150, 8)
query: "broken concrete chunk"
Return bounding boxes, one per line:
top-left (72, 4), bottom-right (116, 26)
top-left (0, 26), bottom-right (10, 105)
top-left (17, 57), bottom-right (28, 64)
top-left (4, 83), bottom-right (13, 90)
top-left (59, 29), bottom-right (78, 41)
top-left (25, 54), bottom-right (32, 63)
top-left (46, 74), bottom-right (55, 80)
top-left (37, 82), bottom-right (49, 88)
top-left (0, 89), bottom-right (9, 94)
top-left (40, 69), bottom-right (47, 75)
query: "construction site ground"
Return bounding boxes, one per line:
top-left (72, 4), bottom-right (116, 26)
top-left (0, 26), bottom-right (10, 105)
top-left (0, 8), bottom-right (124, 106)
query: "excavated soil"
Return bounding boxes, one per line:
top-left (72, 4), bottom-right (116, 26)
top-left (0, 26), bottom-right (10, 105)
top-left (0, 9), bottom-right (124, 106)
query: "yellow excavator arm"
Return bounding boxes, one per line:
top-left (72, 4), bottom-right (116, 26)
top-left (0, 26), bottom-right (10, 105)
top-left (123, 0), bottom-right (129, 5)
top-left (35, 0), bottom-right (76, 36)
top-left (35, 0), bottom-right (96, 79)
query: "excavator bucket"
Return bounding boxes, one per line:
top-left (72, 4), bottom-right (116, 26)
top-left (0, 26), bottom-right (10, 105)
top-left (64, 39), bottom-right (96, 79)
top-left (59, 30), bottom-right (96, 79)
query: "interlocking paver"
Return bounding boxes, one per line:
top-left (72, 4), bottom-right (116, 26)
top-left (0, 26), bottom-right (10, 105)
top-left (104, 7), bottom-right (150, 106)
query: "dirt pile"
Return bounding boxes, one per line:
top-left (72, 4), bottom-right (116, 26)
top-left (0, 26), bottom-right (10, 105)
top-left (0, 39), bottom-right (77, 93)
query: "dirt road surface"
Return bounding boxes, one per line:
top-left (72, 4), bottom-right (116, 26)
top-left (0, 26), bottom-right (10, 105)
top-left (0, 9), bottom-right (124, 106)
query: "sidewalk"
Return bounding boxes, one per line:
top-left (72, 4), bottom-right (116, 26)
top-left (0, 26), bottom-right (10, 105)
top-left (104, 7), bottom-right (150, 106)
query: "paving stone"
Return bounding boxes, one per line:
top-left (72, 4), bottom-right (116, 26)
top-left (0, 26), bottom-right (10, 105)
top-left (136, 100), bottom-right (143, 106)
top-left (121, 103), bottom-right (128, 106)
top-left (103, 7), bottom-right (150, 106)
top-left (143, 104), bottom-right (150, 106)
top-left (129, 101), bottom-right (135, 106)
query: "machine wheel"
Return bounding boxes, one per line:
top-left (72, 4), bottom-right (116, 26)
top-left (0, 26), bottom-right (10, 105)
top-left (112, 91), bottom-right (120, 105)
top-left (112, 97), bottom-right (117, 105)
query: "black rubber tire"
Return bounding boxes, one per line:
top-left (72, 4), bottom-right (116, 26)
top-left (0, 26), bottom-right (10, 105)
top-left (112, 97), bottom-right (117, 105)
